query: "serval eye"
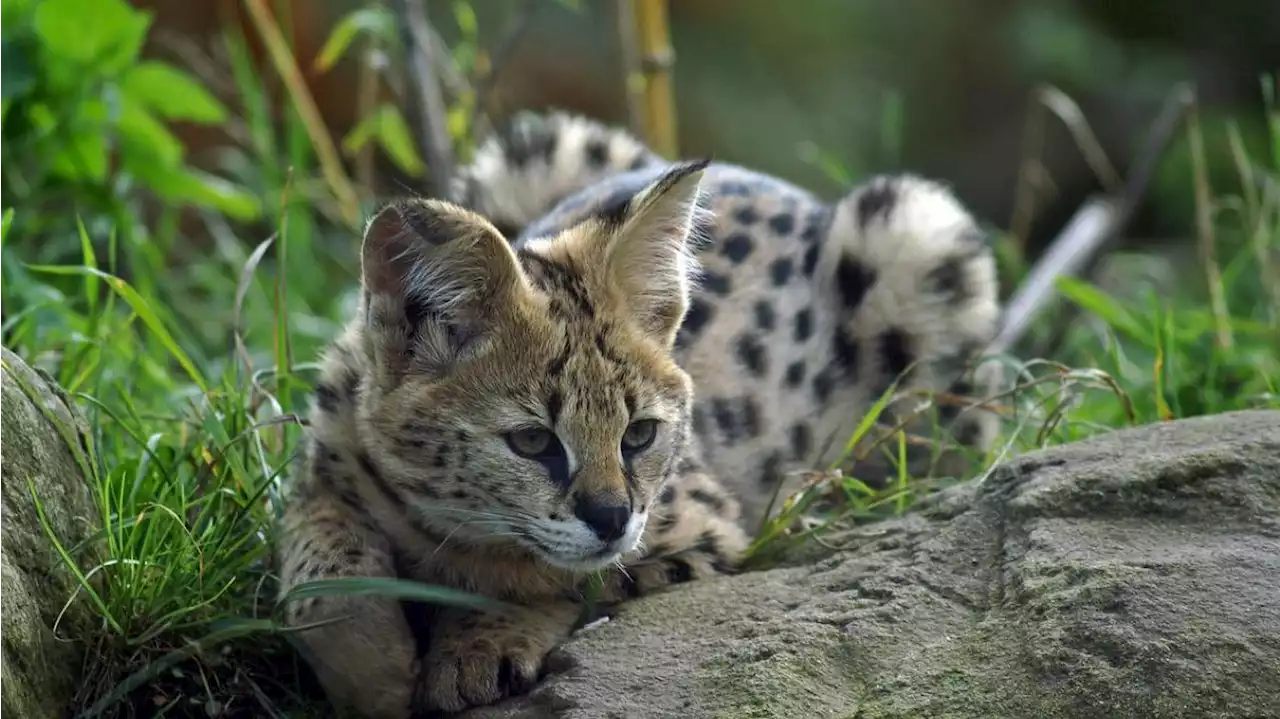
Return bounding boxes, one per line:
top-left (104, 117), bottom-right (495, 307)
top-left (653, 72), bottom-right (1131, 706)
top-left (621, 419), bottom-right (658, 453)
top-left (505, 428), bottom-right (559, 459)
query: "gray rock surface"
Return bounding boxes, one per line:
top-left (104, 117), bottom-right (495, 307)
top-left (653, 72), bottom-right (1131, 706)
top-left (2, 347), bottom-right (98, 718)
top-left (473, 410), bottom-right (1280, 719)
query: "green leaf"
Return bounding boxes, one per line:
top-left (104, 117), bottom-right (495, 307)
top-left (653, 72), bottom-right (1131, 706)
top-left (1056, 275), bottom-right (1154, 346)
top-left (33, 0), bottom-right (152, 72)
top-left (122, 61), bottom-right (227, 124)
top-left (0, 209), bottom-right (13, 246)
top-left (342, 105), bottom-right (425, 177)
top-left (1, 36), bottom-right (38, 101)
top-left (279, 577), bottom-right (511, 614)
top-left (141, 165), bottom-right (263, 221)
top-left (22, 264), bottom-right (209, 393)
top-left (313, 7), bottom-right (394, 73)
top-left (116, 96), bottom-right (184, 170)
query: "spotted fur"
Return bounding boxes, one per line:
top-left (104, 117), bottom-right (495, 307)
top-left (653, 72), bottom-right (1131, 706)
top-left (277, 112), bottom-right (1002, 717)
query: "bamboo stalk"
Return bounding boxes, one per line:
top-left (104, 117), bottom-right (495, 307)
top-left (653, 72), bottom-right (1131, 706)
top-left (629, 0), bottom-right (678, 158)
top-left (243, 0), bottom-right (361, 229)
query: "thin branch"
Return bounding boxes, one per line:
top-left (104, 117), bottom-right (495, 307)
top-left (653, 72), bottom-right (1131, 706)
top-left (991, 83), bottom-right (1197, 358)
top-left (616, 0), bottom-right (645, 136)
top-left (468, 0), bottom-right (540, 140)
top-left (398, 0), bottom-right (455, 199)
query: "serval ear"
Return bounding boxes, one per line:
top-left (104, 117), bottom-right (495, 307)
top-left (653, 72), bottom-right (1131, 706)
top-left (600, 160), bottom-right (710, 347)
top-left (360, 198), bottom-right (526, 382)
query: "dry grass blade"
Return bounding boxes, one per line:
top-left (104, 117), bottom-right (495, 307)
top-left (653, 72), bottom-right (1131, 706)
top-left (1186, 99), bottom-right (1235, 350)
top-left (231, 233), bottom-right (276, 377)
top-left (242, 0), bottom-right (361, 228)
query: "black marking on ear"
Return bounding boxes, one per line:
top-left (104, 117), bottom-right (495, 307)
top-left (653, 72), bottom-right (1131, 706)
top-left (594, 186), bottom-right (636, 229)
top-left (836, 254), bottom-right (877, 310)
top-left (315, 382), bottom-right (339, 413)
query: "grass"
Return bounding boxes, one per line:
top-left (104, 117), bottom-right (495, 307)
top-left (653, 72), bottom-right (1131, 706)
top-left (2, 9), bottom-right (1278, 717)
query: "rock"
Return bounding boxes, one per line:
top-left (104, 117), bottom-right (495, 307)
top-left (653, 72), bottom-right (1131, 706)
top-left (2, 347), bottom-right (99, 718)
top-left (472, 410), bottom-right (1280, 719)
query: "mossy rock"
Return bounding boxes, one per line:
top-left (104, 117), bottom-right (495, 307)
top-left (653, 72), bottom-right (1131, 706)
top-left (470, 410), bottom-right (1280, 719)
top-left (2, 347), bottom-right (100, 718)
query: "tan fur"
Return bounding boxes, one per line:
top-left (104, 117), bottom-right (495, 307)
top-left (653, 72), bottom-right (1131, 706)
top-left (278, 114), bottom-right (1004, 717)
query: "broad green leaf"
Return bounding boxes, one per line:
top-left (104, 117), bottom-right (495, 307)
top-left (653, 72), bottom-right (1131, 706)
top-left (313, 7), bottom-right (394, 73)
top-left (116, 96), bottom-right (183, 169)
top-left (279, 577), bottom-right (510, 613)
top-left (122, 61), bottom-right (227, 124)
top-left (1, 209), bottom-right (14, 246)
top-left (33, 0), bottom-right (152, 72)
top-left (144, 166), bottom-right (263, 221)
top-left (342, 105), bottom-right (425, 177)
top-left (50, 132), bottom-right (108, 182)
top-left (374, 107), bottom-right (425, 176)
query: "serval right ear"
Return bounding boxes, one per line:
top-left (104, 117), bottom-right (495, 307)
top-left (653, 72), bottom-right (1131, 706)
top-left (360, 198), bottom-right (527, 382)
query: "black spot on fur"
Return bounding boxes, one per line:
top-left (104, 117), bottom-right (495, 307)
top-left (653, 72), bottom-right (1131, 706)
top-left (793, 307), bottom-right (814, 342)
top-left (666, 558), bottom-right (695, 584)
top-left (683, 298), bottom-right (714, 336)
top-left (691, 406), bottom-right (709, 436)
top-left (719, 182), bottom-right (750, 197)
top-left (790, 423), bottom-right (812, 460)
top-left (836, 254), bottom-right (876, 310)
top-left (754, 300), bottom-right (776, 331)
top-left (832, 326), bottom-right (859, 378)
top-left (802, 244), bottom-right (820, 277)
top-left (701, 270), bottom-right (732, 296)
top-left (722, 233), bottom-right (753, 264)
top-left (812, 368), bottom-right (835, 406)
top-left (711, 399), bottom-right (739, 444)
top-left (879, 328), bottom-right (914, 380)
top-left (741, 396), bottom-right (762, 438)
top-left (695, 531), bottom-right (720, 556)
top-left (759, 451), bottom-right (783, 488)
top-left (927, 254), bottom-right (970, 305)
top-left (629, 153), bottom-right (651, 171)
top-left (768, 213), bottom-right (795, 235)
top-left (660, 485), bottom-right (676, 504)
top-left (689, 488), bottom-right (727, 514)
top-left (735, 334), bottom-right (769, 377)
top-left (801, 208), bottom-right (828, 242)
top-left (770, 257), bottom-right (794, 286)
top-left (735, 206), bottom-right (760, 225)
top-left (857, 179), bottom-right (898, 228)
top-left (585, 137), bottom-right (609, 168)
top-left (785, 360), bottom-right (806, 388)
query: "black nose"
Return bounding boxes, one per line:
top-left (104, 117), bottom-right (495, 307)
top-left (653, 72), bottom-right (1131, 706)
top-left (573, 496), bottom-right (631, 542)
